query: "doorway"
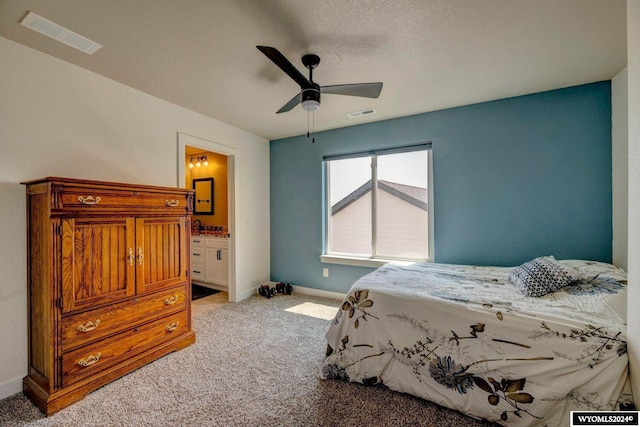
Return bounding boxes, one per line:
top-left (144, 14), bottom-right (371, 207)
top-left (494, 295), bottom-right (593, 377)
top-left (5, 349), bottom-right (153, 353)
top-left (177, 132), bottom-right (237, 302)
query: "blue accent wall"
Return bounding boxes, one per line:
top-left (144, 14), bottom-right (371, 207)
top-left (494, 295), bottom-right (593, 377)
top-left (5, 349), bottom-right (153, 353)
top-left (270, 82), bottom-right (612, 294)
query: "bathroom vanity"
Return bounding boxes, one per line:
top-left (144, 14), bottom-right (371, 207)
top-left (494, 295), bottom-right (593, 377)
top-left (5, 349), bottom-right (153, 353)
top-left (190, 234), bottom-right (228, 291)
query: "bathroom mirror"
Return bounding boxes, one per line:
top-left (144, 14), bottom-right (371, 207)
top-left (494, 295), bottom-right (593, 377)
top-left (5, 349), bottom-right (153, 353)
top-left (193, 177), bottom-right (214, 215)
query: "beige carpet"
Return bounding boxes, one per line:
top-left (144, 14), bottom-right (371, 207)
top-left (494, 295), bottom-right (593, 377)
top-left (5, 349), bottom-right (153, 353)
top-left (0, 293), bottom-right (497, 426)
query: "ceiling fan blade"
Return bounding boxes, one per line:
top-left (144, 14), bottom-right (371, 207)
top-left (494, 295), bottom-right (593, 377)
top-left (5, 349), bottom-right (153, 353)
top-left (276, 93), bottom-right (302, 114)
top-left (257, 46), bottom-right (311, 89)
top-left (321, 82), bottom-right (383, 98)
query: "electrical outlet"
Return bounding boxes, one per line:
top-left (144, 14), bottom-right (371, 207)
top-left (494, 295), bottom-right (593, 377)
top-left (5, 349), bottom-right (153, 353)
top-left (322, 268), bottom-right (329, 277)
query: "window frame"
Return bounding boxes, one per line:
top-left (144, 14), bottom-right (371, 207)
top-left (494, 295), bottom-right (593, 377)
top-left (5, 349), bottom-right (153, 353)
top-left (321, 143), bottom-right (434, 268)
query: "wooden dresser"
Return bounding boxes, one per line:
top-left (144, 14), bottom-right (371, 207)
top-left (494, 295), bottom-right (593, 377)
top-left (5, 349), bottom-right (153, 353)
top-left (21, 177), bottom-right (196, 415)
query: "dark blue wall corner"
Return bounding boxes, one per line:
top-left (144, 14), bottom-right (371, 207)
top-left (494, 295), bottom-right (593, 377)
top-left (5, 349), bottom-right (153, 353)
top-left (270, 81), bottom-right (612, 294)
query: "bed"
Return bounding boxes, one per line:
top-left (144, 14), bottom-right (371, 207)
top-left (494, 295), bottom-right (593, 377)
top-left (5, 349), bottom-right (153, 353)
top-left (321, 259), bottom-right (633, 426)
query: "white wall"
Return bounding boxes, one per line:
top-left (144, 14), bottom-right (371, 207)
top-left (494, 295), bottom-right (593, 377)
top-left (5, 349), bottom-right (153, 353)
top-left (612, 68), bottom-right (628, 270)
top-left (0, 36), bottom-right (270, 400)
top-left (627, 0), bottom-right (640, 407)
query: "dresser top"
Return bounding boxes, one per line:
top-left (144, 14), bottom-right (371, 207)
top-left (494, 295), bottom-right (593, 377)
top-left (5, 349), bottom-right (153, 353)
top-left (21, 176), bottom-right (194, 194)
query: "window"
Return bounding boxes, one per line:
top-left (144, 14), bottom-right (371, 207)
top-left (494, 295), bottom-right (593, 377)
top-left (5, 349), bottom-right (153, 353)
top-left (323, 143), bottom-right (432, 266)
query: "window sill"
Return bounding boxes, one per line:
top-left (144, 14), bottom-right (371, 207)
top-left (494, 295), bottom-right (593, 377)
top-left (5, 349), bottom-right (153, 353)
top-left (320, 254), bottom-right (430, 269)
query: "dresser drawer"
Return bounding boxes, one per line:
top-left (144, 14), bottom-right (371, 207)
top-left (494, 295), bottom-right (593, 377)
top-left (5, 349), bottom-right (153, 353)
top-left (56, 185), bottom-right (190, 213)
top-left (62, 310), bottom-right (188, 387)
top-left (61, 286), bottom-right (187, 352)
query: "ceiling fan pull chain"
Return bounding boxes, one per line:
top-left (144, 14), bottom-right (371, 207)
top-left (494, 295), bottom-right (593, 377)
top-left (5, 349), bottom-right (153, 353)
top-left (312, 111), bottom-right (315, 143)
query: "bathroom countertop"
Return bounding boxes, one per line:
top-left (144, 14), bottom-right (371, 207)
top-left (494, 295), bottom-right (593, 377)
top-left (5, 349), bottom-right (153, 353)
top-left (190, 231), bottom-right (230, 238)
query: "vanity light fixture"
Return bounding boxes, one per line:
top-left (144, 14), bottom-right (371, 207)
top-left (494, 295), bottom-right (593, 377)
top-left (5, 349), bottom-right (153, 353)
top-left (189, 155), bottom-right (209, 169)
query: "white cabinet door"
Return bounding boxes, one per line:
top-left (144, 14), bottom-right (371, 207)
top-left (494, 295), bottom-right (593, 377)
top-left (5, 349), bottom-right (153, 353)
top-left (204, 247), bottom-right (228, 287)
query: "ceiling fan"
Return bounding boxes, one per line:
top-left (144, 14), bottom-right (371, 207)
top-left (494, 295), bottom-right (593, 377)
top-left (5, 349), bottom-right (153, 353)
top-left (257, 46), bottom-right (383, 114)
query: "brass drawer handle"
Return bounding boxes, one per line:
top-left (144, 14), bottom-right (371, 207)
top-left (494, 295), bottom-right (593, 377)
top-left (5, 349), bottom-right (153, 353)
top-left (78, 352), bottom-right (101, 367)
top-left (137, 247), bottom-right (144, 265)
top-left (164, 295), bottom-right (178, 305)
top-left (128, 248), bottom-right (135, 266)
top-left (78, 195), bottom-right (101, 205)
top-left (165, 199), bottom-right (179, 207)
top-left (77, 319), bottom-right (101, 332)
top-left (165, 321), bottom-right (179, 332)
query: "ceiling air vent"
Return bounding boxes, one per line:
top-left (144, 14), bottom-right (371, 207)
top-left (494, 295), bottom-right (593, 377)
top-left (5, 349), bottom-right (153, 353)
top-left (347, 109), bottom-right (377, 119)
top-left (20, 11), bottom-right (102, 54)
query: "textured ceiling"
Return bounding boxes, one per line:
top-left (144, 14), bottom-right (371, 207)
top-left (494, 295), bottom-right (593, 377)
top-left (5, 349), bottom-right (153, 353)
top-left (0, 0), bottom-right (627, 140)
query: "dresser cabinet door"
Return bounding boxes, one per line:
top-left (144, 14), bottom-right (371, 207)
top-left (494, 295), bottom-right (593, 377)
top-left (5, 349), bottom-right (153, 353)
top-left (61, 218), bottom-right (136, 313)
top-left (135, 217), bottom-right (188, 294)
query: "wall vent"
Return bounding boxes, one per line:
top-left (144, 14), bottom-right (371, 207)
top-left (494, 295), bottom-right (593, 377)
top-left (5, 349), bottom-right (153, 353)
top-left (20, 11), bottom-right (102, 54)
top-left (347, 109), bottom-right (377, 119)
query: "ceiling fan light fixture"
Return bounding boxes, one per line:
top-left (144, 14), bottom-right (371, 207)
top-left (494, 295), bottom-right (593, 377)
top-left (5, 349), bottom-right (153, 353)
top-left (302, 99), bottom-right (320, 111)
top-left (256, 46), bottom-right (383, 116)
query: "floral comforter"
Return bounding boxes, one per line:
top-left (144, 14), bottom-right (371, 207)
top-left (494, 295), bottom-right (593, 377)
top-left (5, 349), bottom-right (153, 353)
top-left (321, 260), bottom-right (632, 426)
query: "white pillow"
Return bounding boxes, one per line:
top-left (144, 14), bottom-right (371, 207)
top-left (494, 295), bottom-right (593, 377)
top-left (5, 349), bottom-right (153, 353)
top-left (508, 256), bottom-right (572, 297)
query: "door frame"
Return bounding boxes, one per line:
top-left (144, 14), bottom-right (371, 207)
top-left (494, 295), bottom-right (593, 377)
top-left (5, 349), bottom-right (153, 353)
top-left (177, 132), bottom-right (238, 302)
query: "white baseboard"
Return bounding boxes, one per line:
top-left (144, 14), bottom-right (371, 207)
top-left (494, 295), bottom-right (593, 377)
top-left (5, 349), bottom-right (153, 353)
top-left (290, 284), bottom-right (346, 301)
top-left (0, 375), bottom-right (22, 401)
top-left (249, 281), bottom-right (345, 302)
top-left (292, 285), bottom-right (345, 301)
top-left (236, 285), bottom-right (258, 302)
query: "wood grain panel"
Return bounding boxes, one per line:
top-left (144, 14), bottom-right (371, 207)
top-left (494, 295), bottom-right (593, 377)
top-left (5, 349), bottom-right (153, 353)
top-left (136, 217), bottom-right (186, 294)
top-left (61, 218), bottom-right (135, 312)
top-left (27, 192), bottom-right (53, 391)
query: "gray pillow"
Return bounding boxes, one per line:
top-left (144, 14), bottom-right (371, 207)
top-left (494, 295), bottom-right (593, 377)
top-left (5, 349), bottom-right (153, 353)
top-left (508, 256), bottom-right (572, 297)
